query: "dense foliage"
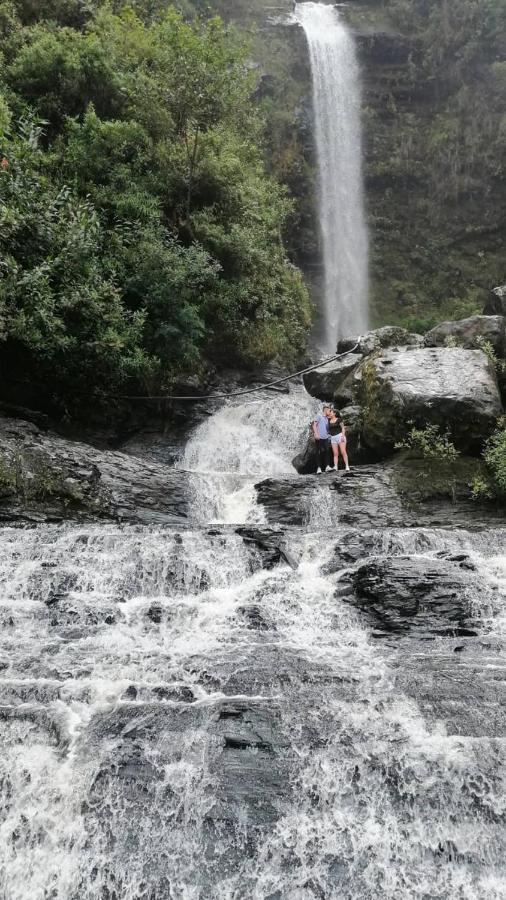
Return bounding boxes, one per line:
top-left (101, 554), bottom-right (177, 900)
top-left (361, 0), bottom-right (506, 331)
top-left (0, 0), bottom-right (311, 412)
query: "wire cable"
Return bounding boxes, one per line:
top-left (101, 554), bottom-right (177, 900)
top-left (115, 341), bottom-right (361, 402)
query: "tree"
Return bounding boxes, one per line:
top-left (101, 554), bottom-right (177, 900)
top-left (0, 4), bottom-right (312, 416)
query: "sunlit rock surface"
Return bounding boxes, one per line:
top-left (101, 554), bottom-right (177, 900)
top-left (360, 347), bottom-right (503, 455)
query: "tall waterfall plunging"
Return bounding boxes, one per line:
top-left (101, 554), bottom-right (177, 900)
top-left (295, 2), bottom-right (369, 352)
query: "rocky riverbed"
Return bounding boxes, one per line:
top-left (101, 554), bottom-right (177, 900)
top-left (0, 368), bottom-right (505, 899)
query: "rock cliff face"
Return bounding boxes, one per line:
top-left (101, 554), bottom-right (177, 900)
top-left (348, 2), bottom-right (506, 331)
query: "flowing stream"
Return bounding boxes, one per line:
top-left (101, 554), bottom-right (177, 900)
top-left (1, 389), bottom-right (506, 898)
top-left (181, 388), bottom-right (317, 525)
top-left (295, 2), bottom-right (369, 350)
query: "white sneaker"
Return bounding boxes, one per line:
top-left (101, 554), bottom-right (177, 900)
top-left (325, 465), bottom-right (333, 472)
top-left (345, 466), bottom-right (351, 472)
top-left (333, 465), bottom-right (338, 471)
top-left (316, 467), bottom-right (323, 475)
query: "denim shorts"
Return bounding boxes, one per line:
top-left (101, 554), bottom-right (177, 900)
top-left (330, 433), bottom-right (345, 445)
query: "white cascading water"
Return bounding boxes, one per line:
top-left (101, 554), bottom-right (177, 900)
top-left (181, 387), bottom-right (318, 524)
top-left (1, 514), bottom-right (506, 897)
top-left (1, 389), bottom-right (506, 897)
top-left (295, 1), bottom-right (369, 351)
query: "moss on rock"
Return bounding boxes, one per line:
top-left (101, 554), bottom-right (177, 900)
top-left (392, 454), bottom-right (488, 504)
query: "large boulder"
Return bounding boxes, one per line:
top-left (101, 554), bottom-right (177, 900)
top-left (338, 405), bottom-right (373, 464)
top-left (337, 326), bottom-right (423, 357)
top-left (351, 555), bottom-right (477, 637)
top-left (484, 285), bottom-right (506, 316)
top-left (0, 417), bottom-right (188, 524)
top-left (359, 347), bottom-right (503, 455)
top-left (291, 432), bottom-right (319, 475)
top-left (303, 353), bottom-right (363, 401)
top-left (424, 315), bottom-right (506, 357)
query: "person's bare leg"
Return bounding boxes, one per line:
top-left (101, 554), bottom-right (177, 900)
top-left (332, 444), bottom-right (339, 471)
top-left (339, 441), bottom-right (350, 471)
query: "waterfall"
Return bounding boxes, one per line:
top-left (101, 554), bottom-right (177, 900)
top-left (180, 386), bottom-right (318, 524)
top-left (295, 1), bottom-right (369, 352)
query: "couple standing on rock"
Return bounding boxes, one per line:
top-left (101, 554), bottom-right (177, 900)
top-left (312, 405), bottom-right (350, 474)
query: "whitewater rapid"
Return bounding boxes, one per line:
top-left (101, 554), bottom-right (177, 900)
top-left (1, 388), bottom-right (506, 898)
top-left (181, 387), bottom-right (318, 524)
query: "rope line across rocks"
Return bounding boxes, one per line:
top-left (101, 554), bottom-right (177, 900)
top-left (114, 341), bottom-right (361, 402)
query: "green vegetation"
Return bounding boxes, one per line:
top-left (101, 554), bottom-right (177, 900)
top-left (0, 0), bottom-right (311, 414)
top-left (469, 419), bottom-right (506, 502)
top-left (475, 337), bottom-right (506, 396)
top-left (363, 0), bottom-right (506, 331)
top-left (393, 455), bottom-right (487, 504)
top-left (484, 418), bottom-right (506, 498)
top-left (395, 423), bottom-right (460, 462)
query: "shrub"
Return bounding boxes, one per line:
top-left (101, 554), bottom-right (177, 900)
top-left (483, 419), bottom-right (506, 497)
top-left (395, 423), bottom-right (460, 461)
top-left (475, 336), bottom-right (506, 388)
top-left (469, 474), bottom-right (494, 501)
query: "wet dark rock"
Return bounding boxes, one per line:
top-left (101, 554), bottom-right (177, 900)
top-left (82, 699), bottom-right (292, 835)
top-left (44, 592), bottom-right (66, 608)
top-left (237, 526), bottom-right (297, 570)
top-left (0, 416), bottom-right (188, 524)
top-left (303, 354), bottom-right (363, 402)
top-left (322, 528), bottom-right (442, 572)
top-left (46, 597), bottom-right (119, 629)
top-left (211, 699), bottom-right (291, 825)
top-left (351, 556), bottom-right (477, 636)
top-left (146, 605), bottom-right (163, 624)
top-left (339, 405), bottom-right (378, 465)
top-left (395, 649), bottom-right (506, 737)
top-left (291, 432), bottom-right (319, 476)
top-left (151, 684), bottom-right (195, 703)
top-left (123, 685), bottom-right (138, 700)
top-left (237, 604), bottom-right (271, 631)
top-left (424, 315), bottom-right (506, 357)
top-left (257, 459), bottom-right (506, 529)
top-left (359, 347), bottom-right (503, 455)
top-left (484, 284), bottom-right (506, 317)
